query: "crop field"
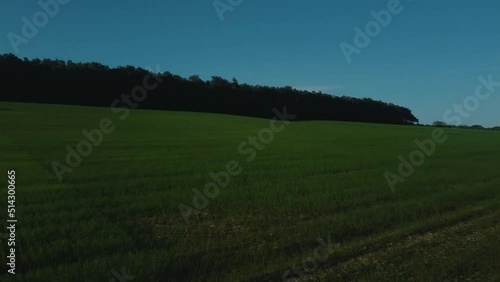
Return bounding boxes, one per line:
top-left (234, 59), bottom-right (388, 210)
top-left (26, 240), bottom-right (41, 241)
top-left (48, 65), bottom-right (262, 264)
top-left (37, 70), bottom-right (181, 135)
top-left (0, 101), bottom-right (499, 281)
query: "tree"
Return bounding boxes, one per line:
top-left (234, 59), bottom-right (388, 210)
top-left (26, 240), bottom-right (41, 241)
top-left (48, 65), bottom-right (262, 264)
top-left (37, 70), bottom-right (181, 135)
top-left (210, 76), bottom-right (231, 88)
top-left (188, 75), bottom-right (204, 84)
top-left (432, 121), bottom-right (447, 127)
top-left (0, 53), bottom-right (420, 126)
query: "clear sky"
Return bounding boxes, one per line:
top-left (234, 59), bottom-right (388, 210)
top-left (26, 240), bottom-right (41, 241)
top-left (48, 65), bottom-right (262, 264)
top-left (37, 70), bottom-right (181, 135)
top-left (1, 0), bottom-right (499, 126)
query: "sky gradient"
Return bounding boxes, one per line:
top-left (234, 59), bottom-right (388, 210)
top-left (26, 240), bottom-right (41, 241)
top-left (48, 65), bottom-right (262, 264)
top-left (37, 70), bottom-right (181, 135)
top-left (1, 0), bottom-right (499, 126)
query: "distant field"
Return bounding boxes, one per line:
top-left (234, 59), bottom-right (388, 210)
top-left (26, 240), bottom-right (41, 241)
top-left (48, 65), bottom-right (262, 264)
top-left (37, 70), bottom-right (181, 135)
top-left (1, 102), bottom-right (499, 281)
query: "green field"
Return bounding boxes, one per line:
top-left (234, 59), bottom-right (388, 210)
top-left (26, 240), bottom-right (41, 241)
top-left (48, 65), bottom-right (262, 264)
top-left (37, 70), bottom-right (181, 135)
top-left (1, 102), bottom-right (499, 281)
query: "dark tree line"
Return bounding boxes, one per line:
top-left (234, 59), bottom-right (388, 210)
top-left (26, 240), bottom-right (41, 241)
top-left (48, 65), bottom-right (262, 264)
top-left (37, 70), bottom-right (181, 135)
top-left (432, 121), bottom-right (498, 130)
top-left (0, 54), bottom-right (419, 125)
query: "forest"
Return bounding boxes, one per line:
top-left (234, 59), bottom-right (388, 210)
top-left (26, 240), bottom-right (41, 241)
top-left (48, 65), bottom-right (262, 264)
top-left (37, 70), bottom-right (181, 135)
top-left (0, 53), bottom-right (419, 125)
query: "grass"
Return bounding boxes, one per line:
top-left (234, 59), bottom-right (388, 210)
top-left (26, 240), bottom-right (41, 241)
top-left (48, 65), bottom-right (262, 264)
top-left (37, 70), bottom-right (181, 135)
top-left (0, 101), bottom-right (499, 281)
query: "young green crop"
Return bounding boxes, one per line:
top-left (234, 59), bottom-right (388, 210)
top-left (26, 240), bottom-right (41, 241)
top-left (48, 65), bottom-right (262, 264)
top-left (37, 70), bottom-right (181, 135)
top-left (0, 102), bottom-right (499, 281)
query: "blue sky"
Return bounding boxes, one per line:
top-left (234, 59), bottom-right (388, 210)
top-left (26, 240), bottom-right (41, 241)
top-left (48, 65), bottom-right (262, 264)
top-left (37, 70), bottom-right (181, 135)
top-left (1, 0), bottom-right (499, 126)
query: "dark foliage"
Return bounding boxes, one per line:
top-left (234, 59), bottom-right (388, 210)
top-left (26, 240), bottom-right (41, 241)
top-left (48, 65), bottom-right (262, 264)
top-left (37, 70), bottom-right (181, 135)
top-left (0, 54), bottom-right (419, 125)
